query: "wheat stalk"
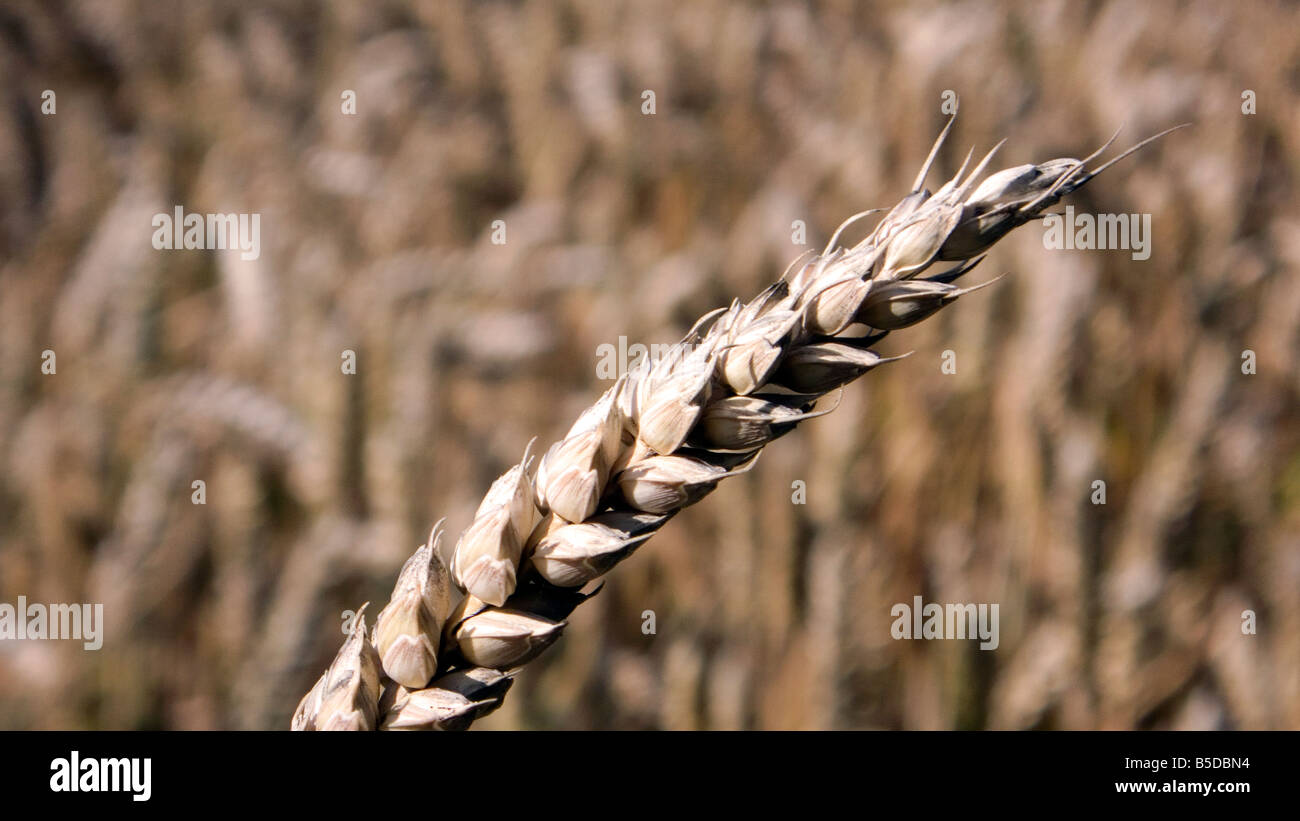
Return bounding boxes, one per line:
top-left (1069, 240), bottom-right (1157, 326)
top-left (291, 117), bottom-right (1182, 731)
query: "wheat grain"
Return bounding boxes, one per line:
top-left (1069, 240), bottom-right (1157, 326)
top-left (291, 117), bottom-right (1183, 731)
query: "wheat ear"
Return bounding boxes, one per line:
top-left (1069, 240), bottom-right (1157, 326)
top-left (291, 118), bottom-right (1183, 731)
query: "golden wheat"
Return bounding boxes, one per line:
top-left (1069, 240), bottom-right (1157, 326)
top-left (291, 117), bottom-right (1183, 731)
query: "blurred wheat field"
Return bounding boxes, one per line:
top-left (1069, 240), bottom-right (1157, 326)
top-left (0, 0), bottom-right (1297, 730)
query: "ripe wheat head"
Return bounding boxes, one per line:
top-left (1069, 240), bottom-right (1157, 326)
top-left (291, 117), bottom-right (1183, 731)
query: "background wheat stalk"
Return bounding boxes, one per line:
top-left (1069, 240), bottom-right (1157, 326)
top-left (291, 117), bottom-right (1180, 731)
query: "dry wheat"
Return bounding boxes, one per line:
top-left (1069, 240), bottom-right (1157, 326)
top-left (290, 117), bottom-right (1182, 731)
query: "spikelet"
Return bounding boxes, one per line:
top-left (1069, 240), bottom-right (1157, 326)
top-left (452, 444), bottom-right (540, 606)
top-left (312, 604), bottom-right (383, 731)
top-left (291, 671), bottom-right (326, 731)
top-left (802, 273), bottom-right (874, 336)
top-left (525, 507), bottom-right (667, 573)
top-left (616, 454), bottom-right (756, 514)
top-left (877, 206), bottom-right (964, 281)
top-left (771, 343), bottom-right (907, 395)
top-left (856, 276), bottom-right (1003, 330)
top-left (374, 522), bottom-right (454, 688)
top-left (536, 386), bottom-right (624, 523)
top-left (939, 160), bottom-right (1080, 259)
top-left (478, 439), bottom-right (540, 542)
top-left (379, 668), bottom-right (513, 731)
top-left (717, 308), bottom-right (803, 396)
top-left (530, 519), bottom-right (655, 587)
top-left (381, 687), bottom-right (483, 731)
top-left (633, 340), bottom-right (718, 454)
top-left (965, 160), bottom-right (1074, 207)
top-left (453, 608), bottom-right (566, 669)
top-left (693, 394), bottom-right (835, 452)
top-left (450, 507), bottom-right (519, 606)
